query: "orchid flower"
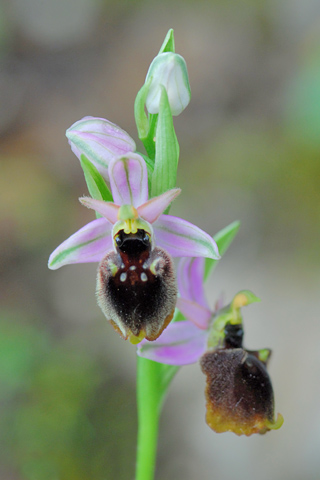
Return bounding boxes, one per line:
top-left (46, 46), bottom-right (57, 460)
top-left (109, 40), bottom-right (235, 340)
top-left (137, 256), bottom-right (283, 436)
top-left (48, 154), bottom-right (220, 343)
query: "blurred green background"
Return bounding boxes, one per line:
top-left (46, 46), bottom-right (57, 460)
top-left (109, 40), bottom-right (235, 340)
top-left (1, 0), bottom-right (320, 479)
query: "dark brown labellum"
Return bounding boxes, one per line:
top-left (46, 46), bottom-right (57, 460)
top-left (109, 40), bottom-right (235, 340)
top-left (200, 348), bottom-right (278, 436)
top-left (96, 229), bottom-right (177, 342)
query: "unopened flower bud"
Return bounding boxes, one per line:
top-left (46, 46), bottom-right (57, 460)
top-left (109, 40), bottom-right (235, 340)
top-left (145, 52), bottom-right (191, 116)
top-left (66, 116), bottom-right (136, 179)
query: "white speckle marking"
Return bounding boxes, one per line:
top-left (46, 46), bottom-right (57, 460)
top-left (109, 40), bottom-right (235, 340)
top-left (142, 262), bottom-right (148, 269)
top-left (121, 263), bottom-right (125, 269)
top-left (120, 272), bottom-right (127, 282)
top-left (141, 273), bottom-right (148, 282)
top-left (129, 265), bottom-right (136, 270)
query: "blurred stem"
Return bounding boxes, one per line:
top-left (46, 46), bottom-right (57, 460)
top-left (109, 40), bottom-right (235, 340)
top-left (135, 357), bottom-right (162, 480)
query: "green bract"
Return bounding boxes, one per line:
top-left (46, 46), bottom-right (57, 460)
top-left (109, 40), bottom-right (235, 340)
top-left (151, 87), bottom-right (179, 198)
top-left (80, 154), bottom-right (113, 205)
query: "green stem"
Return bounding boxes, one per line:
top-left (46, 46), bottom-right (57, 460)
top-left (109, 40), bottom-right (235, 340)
top-left (135, 357), bottom-right (162, 480)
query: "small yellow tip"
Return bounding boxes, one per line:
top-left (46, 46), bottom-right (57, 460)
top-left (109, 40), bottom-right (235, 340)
top-left (267, 413), bottom-right (284, 431)
top-left (129, 331), bottom-right (146, 345)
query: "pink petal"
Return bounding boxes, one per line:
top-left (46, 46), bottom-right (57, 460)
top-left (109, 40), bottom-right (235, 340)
top-left (153, 215), bottom-right (220, 259)
top-left (177, 257), bottom-right (210, 309)
top-left (66, 116), bottom-right (136, 180)
top-left (176, 297), bottom-right (211, 329)
top-left (48, 217), bottom-right (113, 270)
top-left (79, 198), bottom-right (119, 224)
top-left (178, 257), bottom-right (195, 302)
top-left (137, 188), bottom-right (181, 223)
top-left (108, 153), bottom-right (148, 207)
top-left (137, 321), bottom-right (207, 365)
